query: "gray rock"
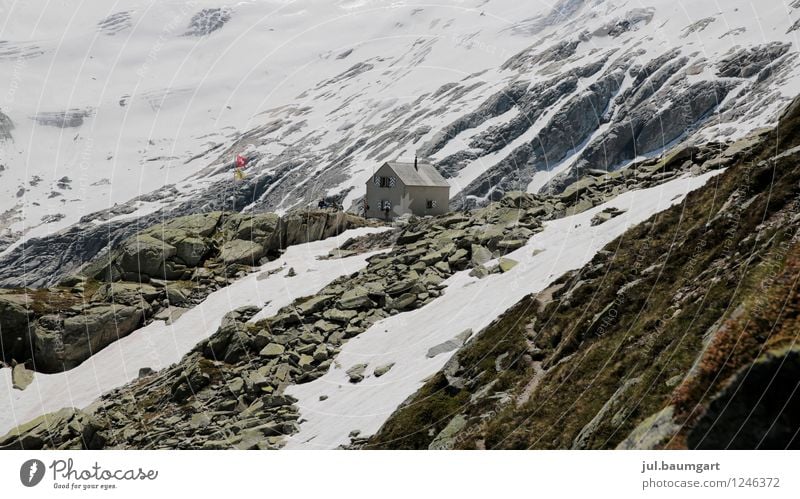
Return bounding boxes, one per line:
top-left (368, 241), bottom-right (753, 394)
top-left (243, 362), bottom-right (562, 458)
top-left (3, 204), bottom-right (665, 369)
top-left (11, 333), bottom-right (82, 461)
top-left (92, 282), bottom-right (160, 306)
top-left (346, 363), bottom-right (368, 383)
top-left (323, 308), bottom-right (358, 323)
top-left (373, 363), bottom-right (395, 377)
top-left (469, 264), bottom-right (490, 279)
top-left (572, 377), bottom-right (640, 449)
top-left (338, 286), bottom-right (376, 310)
top-left (388, 293), bottom-right (416, 310)
top-left (426, 329), bottom-right (473, 358)
top-left (153, 306), bottom-right (189, 324)
top-left (470, 244), bottom-right (493, 266)
top-left (171, 236), bottom-right (209, 266)
top-left (616, 405), bottom-right (678, 450)
top-left (32, 304), bottom-right (145, 372)
top-left (498, 258), bottom-right (519, 273)
top-left (295, 294), bottom-right (333, 315)
top-left (12, 363), bottom-right (34, 390)
top-left (259, 343), bottom-right (285, 358)
top-left (119, 234), bottom-right (177, 278)
top-left (220, 240), bottom-right (264, 265)
top-left (428, 414), bottom-right (468, 450)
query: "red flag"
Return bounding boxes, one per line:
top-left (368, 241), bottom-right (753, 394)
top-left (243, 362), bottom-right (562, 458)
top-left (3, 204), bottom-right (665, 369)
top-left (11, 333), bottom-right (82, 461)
top-left (235, 154), bottom-right (247, 168)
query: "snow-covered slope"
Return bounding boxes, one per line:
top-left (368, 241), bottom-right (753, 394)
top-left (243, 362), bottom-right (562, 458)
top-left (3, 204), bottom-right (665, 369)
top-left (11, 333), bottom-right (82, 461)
top-left (283, 170), bottom-right (722, 449)
top-left (0, 226), bottom-right (386, 437)
top-left (1, 0), bottom-right (798, 281)
top-left (0, 0), bottom-right (537, 252)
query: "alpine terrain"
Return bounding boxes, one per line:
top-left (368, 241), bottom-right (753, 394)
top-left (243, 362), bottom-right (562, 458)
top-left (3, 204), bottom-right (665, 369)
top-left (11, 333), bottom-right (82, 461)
top-left (0, 0), bottom-right (799, 450)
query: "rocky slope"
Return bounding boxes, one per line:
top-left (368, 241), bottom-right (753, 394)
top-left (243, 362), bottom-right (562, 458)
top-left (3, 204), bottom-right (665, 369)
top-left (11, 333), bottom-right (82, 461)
top-left (1, 1), bottom-right (799, 451)
top-left (0, 210), bottom-right (367, 374)
top-left (0, 112), bottom-right (741, 449)
top-left (368, 97), bottom-right (800, 450)
top-left (2, 0), bottom-right (800, 288)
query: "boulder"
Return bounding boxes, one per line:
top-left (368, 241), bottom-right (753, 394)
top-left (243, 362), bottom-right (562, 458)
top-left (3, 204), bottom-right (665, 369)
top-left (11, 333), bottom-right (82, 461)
top-left (259, 343), bottom-right (285, 358)
top-left (385, 279), bottom-right (417, 296)
top-left (220, 240), bottom-right (264, 265)
top-left (32, 304), bottom-right (145, 372)
top-left (171, 235), bottom-right (209, 266)
top-left (154, 306), bottom-right (189, 324)
top-left (157, 212), bottom-right (221, 238)
top-left (470, 244), bottom-right (493, 266)
top-left (226, 213), bottom-right (282, 252)
top-left (388, 293), bottom-right (416, 310)
top-left (346, 363), bottom-right (368, 383)
top-left (616, 406), bottom-right (678, 450)
top-left (501, 191), bottom-right (538, 209)
top-left (373, 363), bottom-right (395, 377)
top-left (469, 265), bottom-right (490, 279)
top-left (496, 239), bottom-right (526, 251)
top-left (12, 363), bottom-right (34, 390)
top-left (323, 308), bottom-right (358, 323)
top-left (119, 234), bottom-right (177, 278)
top-left (498, 258), bottom-right (519, 273)
top-left (92, 282), bottom-right (160, 307)
top-left (295, 294), bottom-right (333, 315)
top-left (448, 248), bottom-right (469, 265)
top-left (428, 414), bottom-right (468, 450)
top-left (426, 329), bottom-right (473, 358)
top-left (338, 286), bottom-right (376, 310)
top-left (283, 211), bottom-right (360, 247)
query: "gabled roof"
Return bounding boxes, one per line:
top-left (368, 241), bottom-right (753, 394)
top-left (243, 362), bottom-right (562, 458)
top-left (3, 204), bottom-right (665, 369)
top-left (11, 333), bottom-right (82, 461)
top-left (381, 161), bottom-right (450, 188)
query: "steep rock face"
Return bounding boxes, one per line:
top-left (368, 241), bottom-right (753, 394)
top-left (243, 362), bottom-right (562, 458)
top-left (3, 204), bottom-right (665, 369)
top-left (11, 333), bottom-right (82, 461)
top-left (569, 80), bottom-right (733, 178)
top-left (716, 42), bottom-right (792, 78)
top-left (452, 68), bottom-right (625, 203)
top-left (436, 35), bottom-right (795, 206)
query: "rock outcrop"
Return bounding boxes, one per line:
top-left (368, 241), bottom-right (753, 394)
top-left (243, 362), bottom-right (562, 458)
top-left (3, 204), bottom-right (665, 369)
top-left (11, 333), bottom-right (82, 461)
top-left (0, 210), bottom-right (368, 374)
top-left (32, 304), bottom-right (146, 372)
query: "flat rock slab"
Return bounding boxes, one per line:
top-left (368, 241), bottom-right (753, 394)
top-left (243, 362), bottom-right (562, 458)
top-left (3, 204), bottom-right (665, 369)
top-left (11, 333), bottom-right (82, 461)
top-left (426, 329), bottom-right (473, 358)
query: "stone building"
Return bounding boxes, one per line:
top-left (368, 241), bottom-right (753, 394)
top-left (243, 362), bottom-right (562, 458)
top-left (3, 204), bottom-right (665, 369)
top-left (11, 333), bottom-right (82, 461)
top-left (364, 159), bottom-right (450, 220)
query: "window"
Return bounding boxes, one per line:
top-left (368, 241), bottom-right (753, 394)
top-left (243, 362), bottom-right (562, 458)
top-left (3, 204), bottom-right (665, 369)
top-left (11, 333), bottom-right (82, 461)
top-left (426, 200), bottom-right (438, 209)
top-left (373, 175), bottom-right (396, 188)
top-left (380, 200), bottom-right (392, 211)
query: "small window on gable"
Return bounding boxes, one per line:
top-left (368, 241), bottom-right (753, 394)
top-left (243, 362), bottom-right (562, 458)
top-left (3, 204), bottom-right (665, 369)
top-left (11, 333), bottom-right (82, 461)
top-left (374, 175), bottom-right (396, 188)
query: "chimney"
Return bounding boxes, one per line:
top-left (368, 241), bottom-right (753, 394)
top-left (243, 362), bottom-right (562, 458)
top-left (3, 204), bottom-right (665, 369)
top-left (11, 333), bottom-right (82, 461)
top-left (414, 155), bottom-right (418, 171)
